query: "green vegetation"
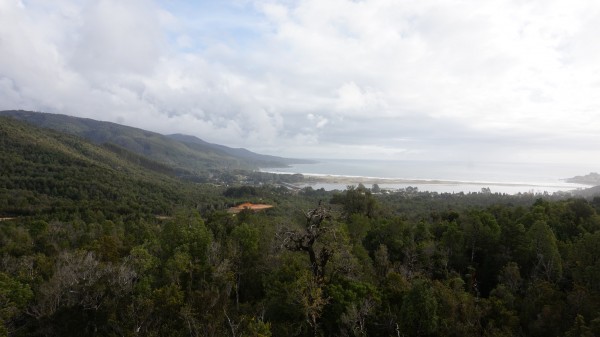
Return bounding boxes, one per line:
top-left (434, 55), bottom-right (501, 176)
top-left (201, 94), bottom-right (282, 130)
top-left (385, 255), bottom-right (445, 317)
top-left (2, 115), bottom-right (600, 336)
top-left (0, 110), bottom-right (309, 176)
top-left (0, 117), bottom-right (218, 217)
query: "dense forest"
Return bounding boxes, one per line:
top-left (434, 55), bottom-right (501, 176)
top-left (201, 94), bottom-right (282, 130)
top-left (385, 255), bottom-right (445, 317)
top-left (2, 115), bottom-right (600, 336)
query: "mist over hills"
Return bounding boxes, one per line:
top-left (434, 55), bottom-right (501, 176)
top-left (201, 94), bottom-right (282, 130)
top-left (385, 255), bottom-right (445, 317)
top-left (0, 110), bottom-right (309, 175)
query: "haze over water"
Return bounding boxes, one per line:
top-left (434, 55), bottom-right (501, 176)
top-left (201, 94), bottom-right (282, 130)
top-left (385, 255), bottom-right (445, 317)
top-left (265, 159), bottom-right (591, 194)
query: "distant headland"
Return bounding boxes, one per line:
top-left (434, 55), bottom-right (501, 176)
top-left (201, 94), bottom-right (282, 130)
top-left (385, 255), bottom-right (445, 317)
top-left (564, 172), bottom-right (600, 186)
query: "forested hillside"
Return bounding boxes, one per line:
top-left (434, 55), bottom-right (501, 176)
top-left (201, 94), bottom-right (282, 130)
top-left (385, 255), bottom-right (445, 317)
top-left (2, 117), bottom-right (600, 336)
top-left (0, 117), bottom-right (218, 217)
top-left (0, 110), bottom-right (305, 175)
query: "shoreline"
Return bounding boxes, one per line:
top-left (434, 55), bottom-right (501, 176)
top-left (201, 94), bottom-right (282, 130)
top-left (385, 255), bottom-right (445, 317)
top-left (303, 174), bottom-right (535, 187)
top-left (265, 171), bottom-right (579, 189)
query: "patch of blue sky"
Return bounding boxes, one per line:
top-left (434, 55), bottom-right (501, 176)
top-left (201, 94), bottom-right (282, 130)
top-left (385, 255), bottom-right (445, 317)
top-left (157, 0), bottom-right (269, 53)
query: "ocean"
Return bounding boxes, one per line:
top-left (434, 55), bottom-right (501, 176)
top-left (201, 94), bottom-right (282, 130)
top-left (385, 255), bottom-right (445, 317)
top-left (262, 159), bottom-right (593, 194)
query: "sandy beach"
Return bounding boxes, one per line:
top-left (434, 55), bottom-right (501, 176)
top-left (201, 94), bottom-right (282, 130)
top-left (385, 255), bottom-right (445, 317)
top-left (299, 173), bottom-right (562, 188)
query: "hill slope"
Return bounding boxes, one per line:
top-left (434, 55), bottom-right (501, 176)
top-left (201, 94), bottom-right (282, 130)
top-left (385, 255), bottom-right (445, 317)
top-left (167, 133), bottom-right (312, 167)
top-left (0, 116), bottom-right (202, 216)
top-left (0, 110), bottom-right (305, 175)
top-left (566, 172), bottom-right (600, 186)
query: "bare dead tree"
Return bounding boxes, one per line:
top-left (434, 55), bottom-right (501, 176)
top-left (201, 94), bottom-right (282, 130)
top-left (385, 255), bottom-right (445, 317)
top-left (224, 311), bottom-right (243, 337)
top-left (278, 203), bottom-right (333, 280)
top-left (28, 251), bottom-right (136, 318)
top-left (340, 297), bottom-right (376, 337)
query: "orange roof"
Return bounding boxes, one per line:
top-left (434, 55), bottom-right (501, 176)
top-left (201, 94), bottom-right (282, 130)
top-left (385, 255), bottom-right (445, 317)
top-left (228, 202), bottom-right (274, 213)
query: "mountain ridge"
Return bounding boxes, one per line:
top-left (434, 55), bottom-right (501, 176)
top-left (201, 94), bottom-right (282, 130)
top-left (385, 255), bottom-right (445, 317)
top-left (167, 133), bottom-right (313, 167)
top-left (0, 110), bottom-right (310, 174)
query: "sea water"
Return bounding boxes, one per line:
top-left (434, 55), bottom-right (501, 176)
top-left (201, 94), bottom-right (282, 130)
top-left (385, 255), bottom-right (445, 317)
top-left (263, 159), bottom-right (593, 194)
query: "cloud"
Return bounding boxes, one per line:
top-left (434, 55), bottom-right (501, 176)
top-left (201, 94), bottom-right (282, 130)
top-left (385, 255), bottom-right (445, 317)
top-left (334, 82), bottom-right (387, 117)
top-left (307, 113), bottom-right (328, 129)
top-left (1, 0), bottom-right (600, 166)
top-left (69, 0), bottom-right (164, 76)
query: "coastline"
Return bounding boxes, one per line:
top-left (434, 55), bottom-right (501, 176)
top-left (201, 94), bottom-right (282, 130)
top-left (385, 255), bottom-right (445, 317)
top-left (300, 173), bottom-right (574, 188)
top-left (261, 170), bottom-right (583, 194)
top-left (265, 171), bottom-right (577, 189)
top-left (259, 159), bottom-right (589, 193)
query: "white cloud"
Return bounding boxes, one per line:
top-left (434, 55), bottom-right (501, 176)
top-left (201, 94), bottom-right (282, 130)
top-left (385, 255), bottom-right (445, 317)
top-left (334, 82), bottom-right (387, 116)
top-left (307, 113), bottom-right (328, 129)
top-left (69, 0), bottom-right (164, 76)
top-left (1, 0), bottom-right (600, 166)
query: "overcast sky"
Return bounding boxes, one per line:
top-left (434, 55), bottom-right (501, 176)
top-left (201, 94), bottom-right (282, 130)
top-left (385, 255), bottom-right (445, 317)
top-left (1, 0), bottom-right (600, 165)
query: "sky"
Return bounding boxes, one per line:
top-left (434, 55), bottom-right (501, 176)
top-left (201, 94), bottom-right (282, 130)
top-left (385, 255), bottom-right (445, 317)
top-left (1, 0), bottom-right (600, 165)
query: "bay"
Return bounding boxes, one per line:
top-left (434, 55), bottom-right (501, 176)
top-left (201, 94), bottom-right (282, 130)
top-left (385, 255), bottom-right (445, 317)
top-left (262, 159), bottom-right (593, 194)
